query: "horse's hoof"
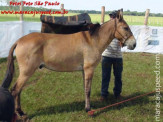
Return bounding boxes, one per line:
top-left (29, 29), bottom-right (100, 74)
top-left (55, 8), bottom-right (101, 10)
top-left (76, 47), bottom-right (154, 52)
top-left (21, 114), bottom-right (29, 121)
top-left (16, 112), bottom-right (29, 122)
top-left (85, 108), bottom-right (91, 112)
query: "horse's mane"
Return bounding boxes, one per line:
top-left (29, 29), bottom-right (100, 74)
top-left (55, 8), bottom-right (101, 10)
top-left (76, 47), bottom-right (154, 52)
top-left (88, 23), bottom-right (100, 36)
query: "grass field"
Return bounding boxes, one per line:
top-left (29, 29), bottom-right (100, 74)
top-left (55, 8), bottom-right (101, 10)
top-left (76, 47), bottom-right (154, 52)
top-left (0, 53), bottom-right (162, 121)
top-left (0, 12), bottom-right (163, 26)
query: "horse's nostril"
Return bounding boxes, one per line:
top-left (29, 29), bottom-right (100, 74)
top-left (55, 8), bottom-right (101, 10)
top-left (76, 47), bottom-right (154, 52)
top-left (133, 43), bottom-right (136, 48)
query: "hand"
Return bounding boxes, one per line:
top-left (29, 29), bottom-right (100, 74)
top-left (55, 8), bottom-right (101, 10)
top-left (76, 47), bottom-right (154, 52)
top-left (119, 41), bottom-right (122, 47)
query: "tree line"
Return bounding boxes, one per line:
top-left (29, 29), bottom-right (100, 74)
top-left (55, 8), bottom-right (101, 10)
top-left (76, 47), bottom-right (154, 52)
top-left (0, 6), bottom-right (163, 17)
top-left (69, 9), bottom-right (163, 17)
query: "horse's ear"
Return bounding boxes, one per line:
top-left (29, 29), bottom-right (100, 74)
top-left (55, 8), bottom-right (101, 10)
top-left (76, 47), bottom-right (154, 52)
top-left (117, 9), bottom-right (123, 21)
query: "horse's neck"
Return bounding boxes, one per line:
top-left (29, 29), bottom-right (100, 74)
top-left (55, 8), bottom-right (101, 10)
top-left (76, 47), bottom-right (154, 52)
top-left (97, 20), bottom-right (115, 53)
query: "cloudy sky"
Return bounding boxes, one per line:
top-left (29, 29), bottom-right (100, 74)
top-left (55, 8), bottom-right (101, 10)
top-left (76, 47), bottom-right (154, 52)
top-left (1, 0), bottom-right (162, 13)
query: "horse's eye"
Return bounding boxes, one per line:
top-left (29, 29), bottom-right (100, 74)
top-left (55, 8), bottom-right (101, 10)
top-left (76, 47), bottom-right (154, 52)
top-left (124, 27), bottom-right (129, 31)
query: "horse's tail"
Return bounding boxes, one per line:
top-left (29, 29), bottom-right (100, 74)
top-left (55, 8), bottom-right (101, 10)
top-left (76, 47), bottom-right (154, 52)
top-left (1, 43), bottom-right (17, 89)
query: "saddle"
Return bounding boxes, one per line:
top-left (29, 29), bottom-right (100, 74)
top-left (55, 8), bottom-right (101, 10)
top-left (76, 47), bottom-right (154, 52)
top-left (40, 13), bottom-right (91, 25)
top-left (40, 13), bottom-right (92, 34)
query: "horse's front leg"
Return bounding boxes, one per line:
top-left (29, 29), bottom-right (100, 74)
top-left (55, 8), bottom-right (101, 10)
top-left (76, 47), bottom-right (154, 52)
top-left (83, 66), bottom-right (94, 112)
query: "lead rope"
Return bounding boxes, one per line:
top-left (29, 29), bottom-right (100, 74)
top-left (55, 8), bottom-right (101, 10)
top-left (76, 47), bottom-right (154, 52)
top-left (88, 90), bottom-right (156, 116)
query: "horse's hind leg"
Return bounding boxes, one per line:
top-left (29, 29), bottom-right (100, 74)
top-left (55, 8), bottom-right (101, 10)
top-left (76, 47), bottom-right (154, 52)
top-left (11, 73), bottom-right (32, 117)
top-left (11, 60), bottom-right (40, 119)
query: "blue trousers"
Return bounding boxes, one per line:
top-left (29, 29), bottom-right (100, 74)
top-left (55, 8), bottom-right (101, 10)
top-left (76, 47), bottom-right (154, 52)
top-left (101, 56), bottom-right (123, 97)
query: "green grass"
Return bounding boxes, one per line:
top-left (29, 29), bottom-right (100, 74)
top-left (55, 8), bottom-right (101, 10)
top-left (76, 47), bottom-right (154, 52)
top-left (123, 15), bottom-right (163, 26)
top-left (0, 53), bottom-right (162, 121)
top-left (0, 12), bottom-right (163, 26)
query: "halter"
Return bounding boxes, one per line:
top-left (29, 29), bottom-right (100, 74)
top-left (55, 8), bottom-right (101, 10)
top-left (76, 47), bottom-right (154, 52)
top-left (114, 19), bottom-right (131, 47)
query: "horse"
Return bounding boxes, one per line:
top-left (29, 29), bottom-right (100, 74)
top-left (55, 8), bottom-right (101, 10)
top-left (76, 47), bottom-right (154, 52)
top-left (0, 86), bottom-right (16, 122)
top-left (1, 9), bottom-right (136, 119)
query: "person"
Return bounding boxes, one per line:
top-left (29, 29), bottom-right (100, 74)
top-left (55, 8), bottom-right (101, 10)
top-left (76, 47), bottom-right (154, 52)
top-left (101, 11), bottom-right (123, 100)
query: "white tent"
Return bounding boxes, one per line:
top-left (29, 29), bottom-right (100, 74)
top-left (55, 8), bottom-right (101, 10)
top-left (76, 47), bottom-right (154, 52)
top-left (0, 21), bottom-right (41, 58)
top-left (122, 25), bottom-right (163, 54)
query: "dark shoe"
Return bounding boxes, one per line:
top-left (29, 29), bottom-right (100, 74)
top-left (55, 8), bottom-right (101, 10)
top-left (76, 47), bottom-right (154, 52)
top-left (100, 96), bottom-right (108, 102)
top-left (115, 95), bottom-right (123, 101)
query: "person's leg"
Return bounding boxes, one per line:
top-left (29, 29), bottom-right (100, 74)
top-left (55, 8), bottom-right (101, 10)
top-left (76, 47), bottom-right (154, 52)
top-left (113, 58), bottom-right (123, 97)
top-left (101, 56), bottom-right (112, 97)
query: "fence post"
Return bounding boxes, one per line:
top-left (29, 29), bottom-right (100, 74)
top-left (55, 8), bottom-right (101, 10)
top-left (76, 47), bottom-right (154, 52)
top-left (20, 1), bottom-right (23, 21)
top-left (144, 9), bottom-right (150, 26)
top-left (61, 4), bottom-right (64, 17)
top-left (101, 6), bottom-right (105, 24)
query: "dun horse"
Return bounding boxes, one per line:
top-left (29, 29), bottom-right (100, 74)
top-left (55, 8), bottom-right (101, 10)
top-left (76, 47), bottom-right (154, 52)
top-left (1, 9), bottom-right (136, 119)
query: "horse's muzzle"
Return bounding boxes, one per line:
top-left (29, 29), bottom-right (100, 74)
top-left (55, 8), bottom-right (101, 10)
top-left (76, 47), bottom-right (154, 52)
top-left (126, 36), bottom-right (136, 50)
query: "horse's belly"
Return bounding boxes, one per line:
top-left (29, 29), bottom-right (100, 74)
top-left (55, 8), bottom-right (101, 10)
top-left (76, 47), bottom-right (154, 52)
top-left (42, 45), bottom-right (84, 71)
top-left (43, 61), bottom-right (83, 72)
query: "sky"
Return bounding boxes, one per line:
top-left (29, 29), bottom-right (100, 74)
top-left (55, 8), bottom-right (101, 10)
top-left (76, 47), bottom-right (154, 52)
top-left (1, 0), bottom-right (163, 14)
top-left (59, 0), bottom-right (163, 13)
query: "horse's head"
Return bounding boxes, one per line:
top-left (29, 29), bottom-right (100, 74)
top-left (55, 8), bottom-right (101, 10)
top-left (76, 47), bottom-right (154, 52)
top-left (113, 9), bottom-right (136, 50)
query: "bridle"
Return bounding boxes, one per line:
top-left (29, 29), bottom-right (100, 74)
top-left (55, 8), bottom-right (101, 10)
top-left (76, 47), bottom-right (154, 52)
top-left (114, 19), bottom-right (131, 47)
